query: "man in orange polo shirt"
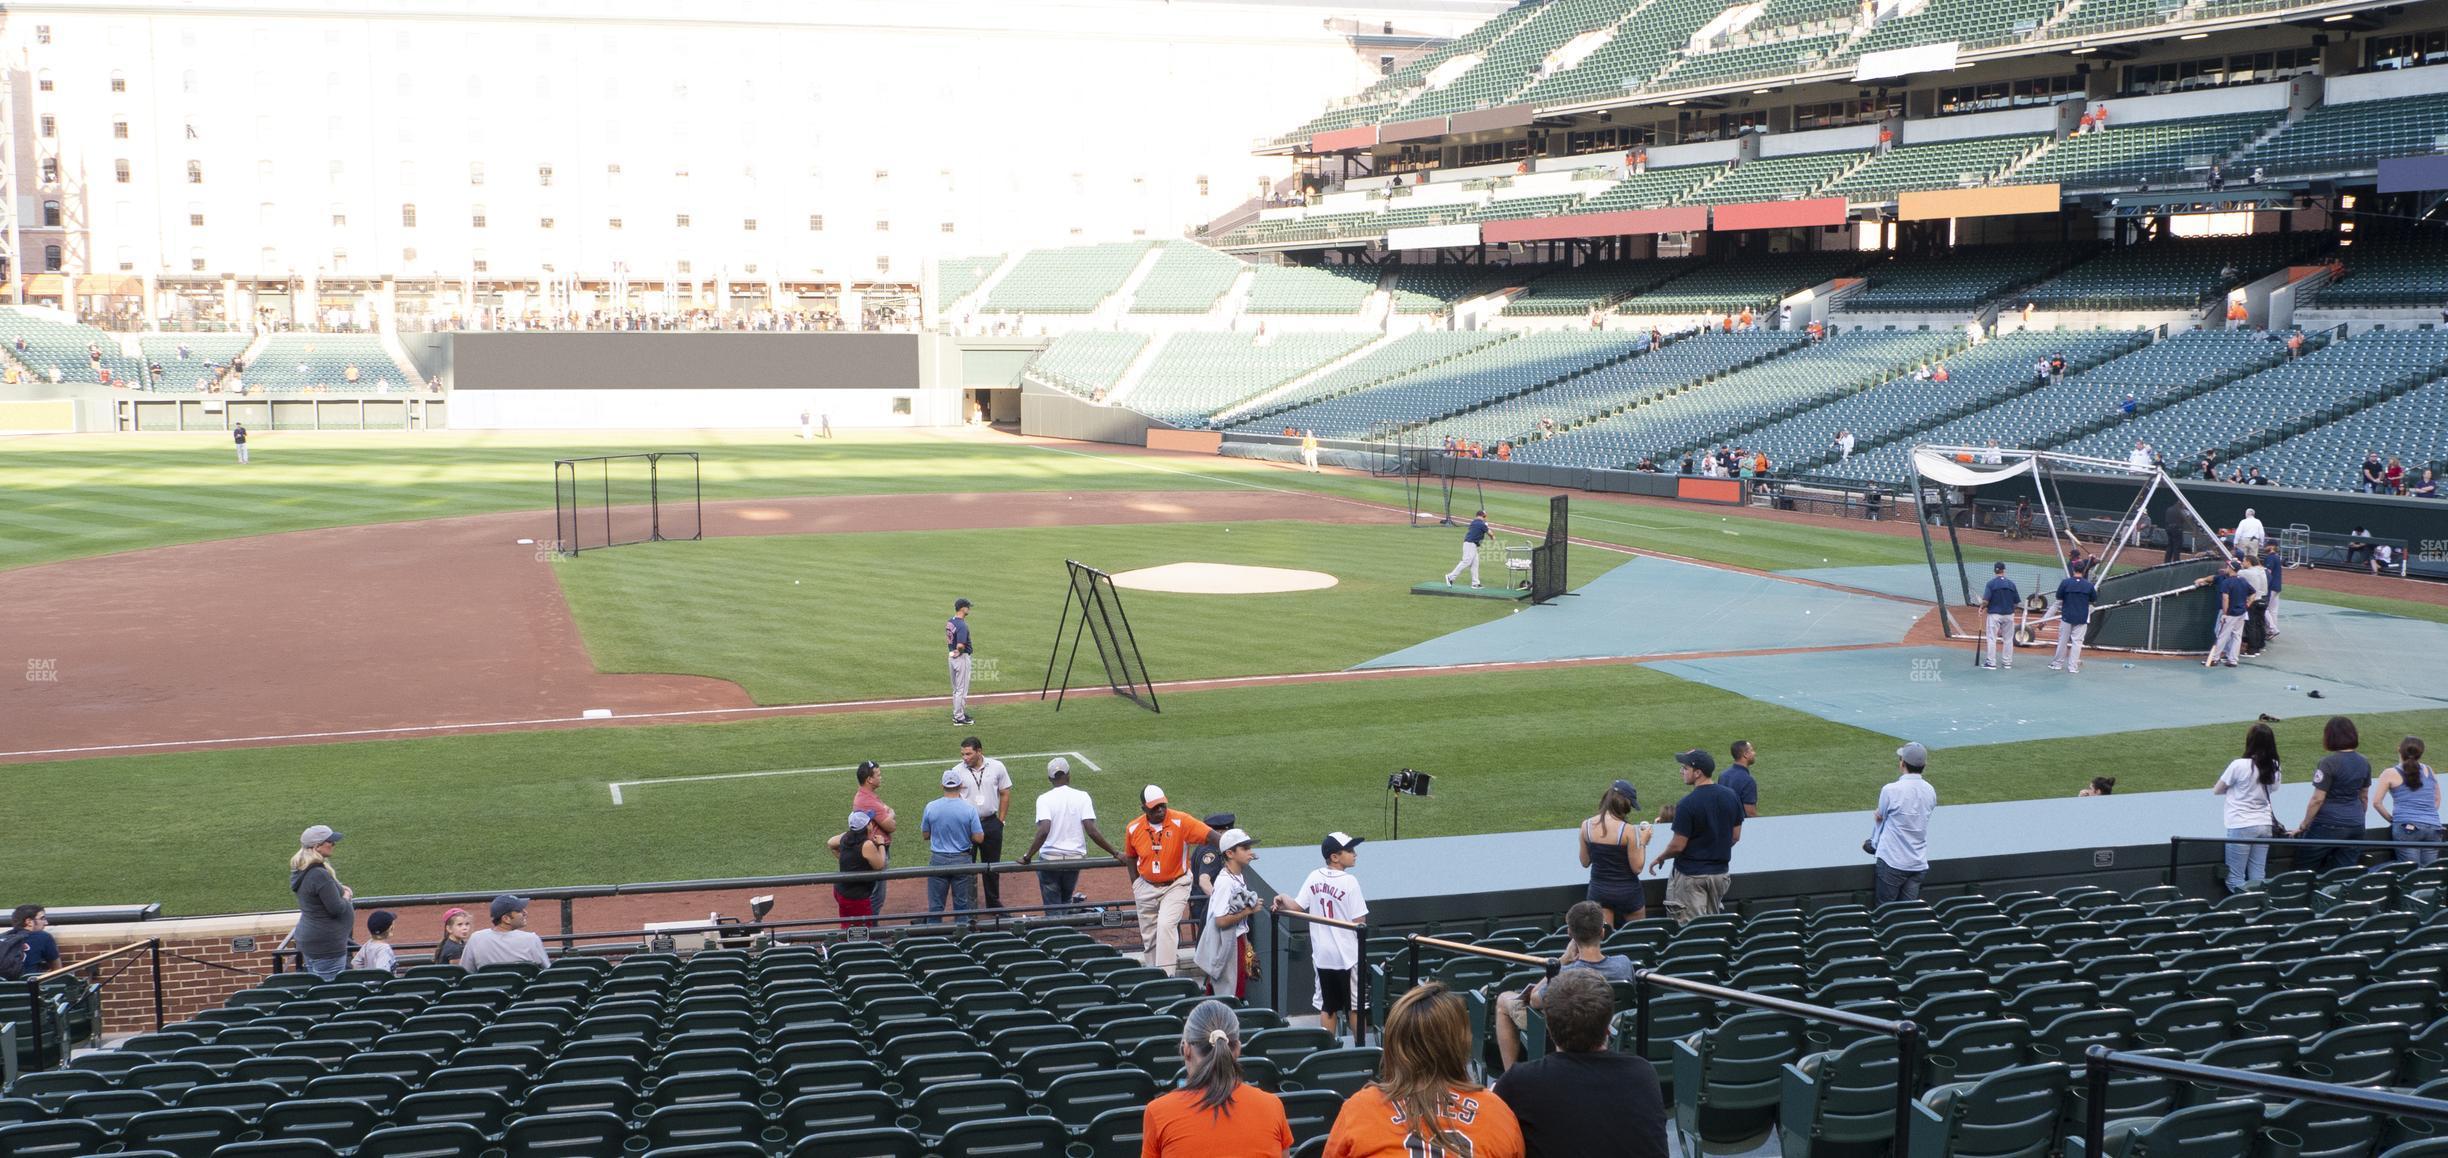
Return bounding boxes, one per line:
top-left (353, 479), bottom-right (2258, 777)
top-left (1124, 785), bottom-right (1213, 975)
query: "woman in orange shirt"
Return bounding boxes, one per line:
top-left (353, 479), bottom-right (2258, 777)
top-left (1142, 1001), bottom-right (1293, 1157)
top-left (1325, 982), bottom-right (1524, 1158)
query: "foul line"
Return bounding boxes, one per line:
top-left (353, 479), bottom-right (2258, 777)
top-left (608, 749), bottom-right (1100, 805)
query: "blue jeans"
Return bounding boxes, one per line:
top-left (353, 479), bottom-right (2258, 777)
top-left (924, 851), bottom-right (976, 923)
top-left (2225, 823), bottom-right (2275, 892)
top-left (301, 953), bottom-right (347, 981)
top-left (2298, 822), bottom-right (2364, 874)
top-left (1874, 860), bottom-right (1923, 904)
top-left (2395, 822), bottom-right (2443, 866)
top-left (1037, 857), bottom-right (1082, 910)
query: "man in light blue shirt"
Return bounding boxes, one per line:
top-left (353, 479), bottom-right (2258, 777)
top-left (920, 770), bottom-right (985, 923)
top-left (1873, 742), bottom-right (1937, 904)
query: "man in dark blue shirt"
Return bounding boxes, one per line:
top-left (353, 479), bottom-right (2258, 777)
top-left (1981, 562), bottom-right (2020, 670)
top-left (2261, 545), bottom-right (2284, 638)
top-left (2050, 560), bottom-right (2098, 674)
top-left (946, 598), bottom-right (976, 726)
top-left (2200, 561), bottom-right (2249, 667)
top-left (1721, 741), bottom-right (1761, 818)
top-left (1443, 509), bottom-right (1490, 588)
top-left (1649, 749), bottom-right (1744, 922)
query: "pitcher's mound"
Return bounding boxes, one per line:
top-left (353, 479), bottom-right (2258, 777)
top-left (1109, 562), bottom-right (1339, 595)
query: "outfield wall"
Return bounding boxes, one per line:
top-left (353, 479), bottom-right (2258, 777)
top-left (446, 332), bottom-right (969, 429)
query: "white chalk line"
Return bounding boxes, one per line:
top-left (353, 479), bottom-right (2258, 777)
top-left (608, 749), bottom-right (1101, 805)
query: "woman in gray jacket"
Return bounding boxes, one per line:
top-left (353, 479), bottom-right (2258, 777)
top-left (290, 824), bottom-right (355, 979)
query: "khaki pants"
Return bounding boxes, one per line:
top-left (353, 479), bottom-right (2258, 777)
top-left (1133, 875), bottom-right (1192, 975)
top-left (1665, 872), bottom-right (1731, 922)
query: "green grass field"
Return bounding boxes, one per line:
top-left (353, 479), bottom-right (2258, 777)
top-left (558, 521), bottom-right (1628, 703)
top-left (8, 429), bottom-right (2445, 916)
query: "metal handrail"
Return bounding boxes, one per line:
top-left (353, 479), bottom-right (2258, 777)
top-left (1632, 969), bottom-right (1922, 1158)
top-left (1268, 907), bottom-right (1371, 1046)
top-left (20, 938), bottom-right (165, 1073)
top-left (2080, 1046), bottom-right (2448, 1158)
top-left (1404, 932), bottom-right (1554, 988)
top-left (2165, 832), bottom-right (2448, 885)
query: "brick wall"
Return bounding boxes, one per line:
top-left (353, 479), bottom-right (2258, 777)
top-left (51, 913), bottom-right (297, 1035)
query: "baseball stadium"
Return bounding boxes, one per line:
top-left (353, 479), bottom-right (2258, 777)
top-left (6, 1), bottom-right (2448, 1155)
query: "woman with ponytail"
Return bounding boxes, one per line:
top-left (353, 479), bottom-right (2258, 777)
top-left (1326, 982), bottom-right (1524, 1158)
top-left (1141, 1000), bottom-right (1292, 1156)
top-left (2374, 736), bottom-right (2440, 865)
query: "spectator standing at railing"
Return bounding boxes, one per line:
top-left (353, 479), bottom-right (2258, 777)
top-left (290, 824), bottom-right (355, 981)
top-left (1872, 743), bottom-right (1937, 903)
top-left (351, 911), bottom-right (398, 974)
top-left (1493, 901), bottom-right (1633, 1073)
top-left (1649, 751), bottom-right (1742, 922)
top-left (1192, 829), bottom-right (1264, 1000)
top-left (2296, 716), bottom-right (2374, 874)
top-left (2215, 722), bottom-right (2285, 894)
top-left (921, 771), bottom-right (985, 923)
top-left (827, 812), bottom-right (887, 928)
top-left (1274, 831), bottom-right (1369, 1040)
top-left (2410, 469), bottom-right (2437, 498)
top-left (1016, 757), bottom-right (1122, 911)
top-left (1493, 970), bottom-right (1668, 1158)
top-left (2374, 737), bottom-right (2440, 866)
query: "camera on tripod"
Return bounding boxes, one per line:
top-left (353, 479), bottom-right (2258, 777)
top-left (1387, 769), bottom-right (1434, 796)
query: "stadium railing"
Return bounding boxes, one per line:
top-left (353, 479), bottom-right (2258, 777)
top-left (2078, 1046), bottom-right (2448, 1157)
top-left (339, 856), bottom-right (1131, 953)
top-left (2166, 832), bottom-right (2448, 889)
top-left (16, 939), bottom-right (162, 1073)
top-left (1269, 908), bottom-right (1375, 1046)
top-left (1632, 969), bottom-right (1924, 1158)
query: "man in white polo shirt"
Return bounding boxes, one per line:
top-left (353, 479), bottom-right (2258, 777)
top-left (1017, 757), bottom-right (1122, 912)
top-left (947, 736), bottom-right (1013, 911)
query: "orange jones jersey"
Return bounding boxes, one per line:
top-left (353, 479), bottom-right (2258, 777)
top-left (1325, 1085), bottom-right (1524, 1158)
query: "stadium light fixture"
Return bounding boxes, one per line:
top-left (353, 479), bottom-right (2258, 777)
top-left (2180, 31), bottom-right (2209, 38)
top-left (1667, 99), bottom-right (1688, 105)
top-left (1752, 88), bottom-right (1775, 94)
top-left (2070, 46), bottom-right (2096, 54)
top-left (2321, 12), bottom-right (2353, 20)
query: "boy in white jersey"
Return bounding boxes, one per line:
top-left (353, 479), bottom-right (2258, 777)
top-left (1273, 831), bottom-right (1370, 1041)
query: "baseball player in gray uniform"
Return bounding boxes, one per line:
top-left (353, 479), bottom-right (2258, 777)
top-left (946, 598), bottom-right (975, 726)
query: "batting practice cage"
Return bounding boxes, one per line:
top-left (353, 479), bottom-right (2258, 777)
top-left (552, 452), bottom-right (704, 556)
top-left (1530, 494), bottom-right (1571, 605)
top-left (1042, 560), bottom-right (1159, 712)
top-left (1372, 428), bottom-right (1482, 528)
top-left (1912, 445), bottom-right (2232, 655)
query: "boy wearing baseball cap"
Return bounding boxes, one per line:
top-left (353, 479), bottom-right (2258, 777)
top-left (1193, 828), bottom-right (1263, 999)
top-left (351, 910), bottom-right (398, 975)
top-left (1274, 832), bottom-right (1369, 1041)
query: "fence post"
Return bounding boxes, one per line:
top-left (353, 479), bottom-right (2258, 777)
top-left (24, 977), bottom-right (46, 1072)
top-left (1408, 938), bottom-right (1421, 990)
top-left (1633, 969), bottom-right (1654, 1059)
top-left (1354, 937), bottom-right (1369, 1049)
top-left (150, 939), bottom-right (167, 1031)
top-left (2166, 837), bottom-right (2182, 888)
top-left (1891, 1019), bottom-right (1921, 1157)
top-left (560, 898), bottom-right (577, 955)
top-left (2082, 1046), bottom-right (2113, 1158)
top-left (1266, 910), bottom-right (1280, 1017)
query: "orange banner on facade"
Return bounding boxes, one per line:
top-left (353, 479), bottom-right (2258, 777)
top-left (1481, 206), bottom-right (1707, 244)
top-left (1897, 184), bottom-right (2061, 221)
top-left (1676, 478), bottom-right (1744, 505)
top-left (1146, 429), bottom-right (1223, 454)
top-left (1711, 198), bottom-right (1849, 231)
top-left (1310, 126), bottom-right (1379, 153)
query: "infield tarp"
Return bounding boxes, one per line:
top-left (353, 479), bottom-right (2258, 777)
top-left (1646, 601), bottom-right (2448, 747)
top-left (1356, 555), bottom-right (1922, 669)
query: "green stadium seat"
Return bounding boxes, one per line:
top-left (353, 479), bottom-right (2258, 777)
top-left (1904, 1060), bottom-right (2068, 1158)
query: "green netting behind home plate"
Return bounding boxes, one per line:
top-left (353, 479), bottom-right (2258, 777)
top-left (2086, 557), bottom-right (2221, 653)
